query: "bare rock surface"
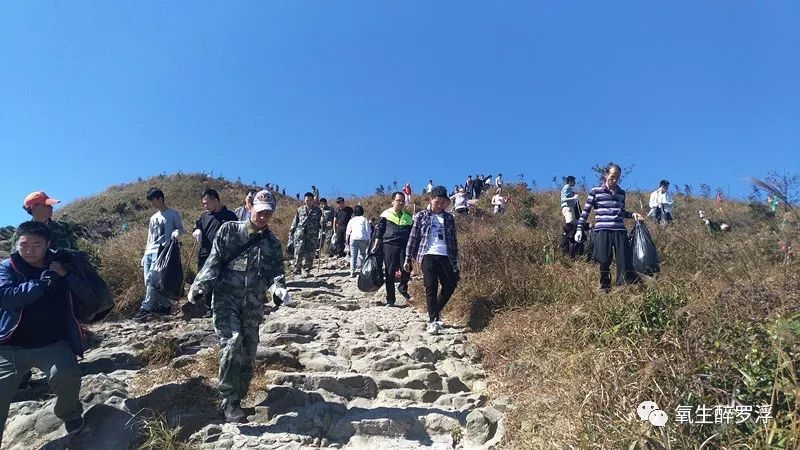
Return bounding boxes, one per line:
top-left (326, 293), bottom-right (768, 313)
top-left (2, 258), bottom-right (507, 449)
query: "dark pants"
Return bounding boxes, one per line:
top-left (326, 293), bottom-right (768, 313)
top-left (421, 255), bottom-right (458, 322)
top-left (333, 228), bottom-right (347, 257)
top-left (652, 207), bottom-right (673, 225)
top-left (593, 230), bottom-right (635, 289)
top-left (382, 244), bottom-right (410, 305)
top-left (561, 222), bottom-right (577, 256)
top-left (0, 341), bottom-right (83, 442)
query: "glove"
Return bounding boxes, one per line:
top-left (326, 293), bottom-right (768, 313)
top-left (40, 270), bottom-right (63, 291)
top-left (274, 287), bottom-right (294, 307)
top-left (171, 229), bottom-right (181, 239)
top-left (403, 261), bottom-right (412, 273)
top-left (188, 285), bottom-right (204, 305)
top-left (574, 229), bottom-right (584, 243)
top-left (141, 255), bottom-right (147, 267)
top-left (192, 229), bottom-right (202, 243)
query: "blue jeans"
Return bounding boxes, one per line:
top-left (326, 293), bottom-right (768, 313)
top-left (349, 240), bottom-right (369, 273)
top-left (141, 252), bottom-right (171, 312)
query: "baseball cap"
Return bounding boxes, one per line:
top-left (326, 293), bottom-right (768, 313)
top-left (24, 191), bottom-right (60, 209)
top-left (252, 190), bottom-right (276, 213)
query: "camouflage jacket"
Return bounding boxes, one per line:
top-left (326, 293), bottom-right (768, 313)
top-left (320, 206), bottom-right (335, 231)
top-left (290, 206), bottom-right (322, 238)
top-left (192, 220), bottom-right (285, 305)
top-left (10, 219), bottom-right (77, 251)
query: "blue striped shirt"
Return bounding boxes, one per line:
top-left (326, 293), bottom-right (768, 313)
top-left (577, 185), bottom-right (633, 231)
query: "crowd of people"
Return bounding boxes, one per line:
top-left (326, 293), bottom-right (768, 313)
top-left (0, 164), bottom-right (792, 433)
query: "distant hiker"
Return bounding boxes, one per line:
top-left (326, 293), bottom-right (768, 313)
top-left (426, 180), bottom-right (434, 194)
top-left (472, 174), bottom-right (484, 199)
top-left (296, 193), bottom-right (300, 200)
top-left (491, 188), bottom-right (507, 214)
top-left (345, 205), bottom-right (371, 277)
top-left (560, 176), bottom-right (580, 256)
top-left (311, 185), bottom-right (320, 202)
top-left (318, 198), bottom-right (335, 257)
top-left (282, 188), bottom-right (286, 196)
top-left (332, 197), bottom-right (354, 257)
top-left (575, 164), bottom-right (645, 293)
top-left (289, 193), bottom-right (322, 278)
top-left (699, 210), bottom-right (731, 232)
top-left (134, 188), bottom-right (184, 320)
top-left (0, 221), bottom-right (92, 440)
top-left (648, 180), bottom-right (674, 224)
top-left (716, 191), bottom-right (724, 206)
top-left (465, 176), bottom-right (474, 199)
top-left (402, 183), bottom-right (413, 203)
top-left (451, 188), bottom-right (469, 215)
top-left (485, 174), bottom-right (494, 189)
top-left (373, 192), bottom-right (413, 306)
top-left (11, 191), bottom-right (77, 251)
top-left (495, 173), bottom-right (503, 188)
top-left (405, 186), bottom-right (460, 334)
top-left (234, 189), bottom-right (257, 221)
top-left (192, 188), bottom-right (238, 274)
top-left (187, 190), bottom-right (289, 423)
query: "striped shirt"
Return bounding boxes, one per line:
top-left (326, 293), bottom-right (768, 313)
top-left (577, 185), bottom-right (633, 232)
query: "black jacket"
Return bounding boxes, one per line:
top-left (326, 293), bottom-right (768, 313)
top-left (195, 207), bottom-right (238, 261)
top-left (374, 208), bottom-right (413, 247)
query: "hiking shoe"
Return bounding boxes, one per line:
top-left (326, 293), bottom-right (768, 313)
top-left (426, 322), bottom-right (440, 335)
top-left (384, 302), bottom-right (396, 307)
top-left (435, 318), bottom-right (445, 328)
top-left (132, 309), bottom-right (152, 322)
top-left (222, 401), bottom-right (248, 423)
top-left (64, 416), bottom-right (85, 435)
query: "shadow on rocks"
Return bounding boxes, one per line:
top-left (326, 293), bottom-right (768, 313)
top-left (467, 297), bottom-right (495, 332)
top-left (286, 280), bottom-right (339, 290)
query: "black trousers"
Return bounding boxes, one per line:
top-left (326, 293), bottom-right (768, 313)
top-left (333, 228), bottom-right (347, 256)
top-left (382, 244), bottom-right (410, 305)
top-left (561, 222), bottom-right (577, 256)
top-left (593, 230), bottom-right (635, 289)
top-left (421, 255), bottom-right (458, 322)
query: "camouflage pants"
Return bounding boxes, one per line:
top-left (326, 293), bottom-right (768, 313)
top-left (213, 293), bottom-right (263, 404)
top-left (318, 229), bottom-right (333, 255)
top-left (293, 235), bottom-right (319, 272)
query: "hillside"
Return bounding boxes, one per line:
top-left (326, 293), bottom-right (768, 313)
top-left (2, 173), bottom-right (799, 448)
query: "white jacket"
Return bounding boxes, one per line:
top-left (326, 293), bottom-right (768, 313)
top-left (649, 189), bottom-right (673, 213)
top-left (346, 216), bottom-right (371, 241)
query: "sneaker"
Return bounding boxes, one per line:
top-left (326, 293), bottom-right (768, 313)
top-left (435, 318), bottom-right (445, 328)
top-left (132, 309), bottom-right (152, 322)
top-left (303, 270), bottom-right (313, 278)
top-left (426, 322), bottom-right (440, 335)
top-left (222, 400), bottom-right (248, 423)
top-left (64, 416), bottom-right (85, 435)
top-left (384, 302), bottom-right (396, 307)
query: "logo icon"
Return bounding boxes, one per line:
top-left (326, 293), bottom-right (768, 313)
top-left (637, 401), bottom-right (668, 427)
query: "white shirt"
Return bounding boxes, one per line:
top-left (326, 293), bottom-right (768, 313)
top-left (451, 193), bottom-right (468, 210)
top-left (424, 213), bottom-right (448, 256)
top-left (492, 194), bottom-right (506, 207)
top-left (346, 216), bottom-right (371, 241)
top-left (426, 183), bottom-right (433, 194)
top-left (649, 189), bottom-right (673, 213)
top-left (495, 176), bottom-right (502, 187)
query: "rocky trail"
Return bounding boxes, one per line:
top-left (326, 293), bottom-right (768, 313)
top-left (3, 259), bottom-right (507, 449)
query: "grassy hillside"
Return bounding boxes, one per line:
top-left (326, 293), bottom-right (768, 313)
top-left (7, 173), bottom-right (799, 448)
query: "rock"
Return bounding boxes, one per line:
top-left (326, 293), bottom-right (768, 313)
top-left (377, 389), bottom-right (443, 403)
top-left (170, 354), bottom-right (197, 369)
top-left (403, 344), bottom-right (441, 363)
top-left (79, 374), bottom-right (130, 408)
top-left (37, 404), bottom-right (138, 450)
top-left (445, 377), bottom-right (471, 394)
top-left (371, 356), bottom-right (404, 371)
top-left (362, 321), bottom-right (382, 335)
top-left (79, 348), bottom-right (141, 375)
top-left (255, 347), bottom-right (303, 370)
top-left (434, 393), bottom-right (488, 410)
top-left (298, 354), bottom-right (349, 372)
top-left (262, 333), bottom-right (315, 345)
top-left (263, 385), bottom-right (325, 414)
top-left (465, 407), bottom-right (501, 445)
top-left (420, 413), bottom-right (461, 434)
top-left (273, 373), bottom-right (378, 399)
top-left (262, 320), bottom-right (318, 337)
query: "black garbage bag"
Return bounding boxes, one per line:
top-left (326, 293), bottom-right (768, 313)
top-left (631, 222), bottom-right (660, 275)
top-left (52, 249), bottom-right (114, 323)
top-left (151, 237), bottom-right (184, 300)
top-left (357, 252), bottom-right (384, 293)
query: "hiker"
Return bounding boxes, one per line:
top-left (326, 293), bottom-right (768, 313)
top-left (0, 221), bottom-right (93, 441)
top-left (465, 176), bottom-right (474, 199)
top-left (402, 183), bottom-right (413, 204)
top-left (11, 191), bottom-right (77, 251)
top-left (331, 197), bottom-right (354, 257)
top-left (134, 188), bottom-right (184, 320)
top-left (425, 180), bottom-right (434, 195)
top-left (187, 190), bottom-right (289, 423)
top-left (648, 180), bottom-right (674, 224)
top-left (318, 198), bottom-right (335, 257)
top-left (495, 173), bottom-right (503, 188)
top-left (311, 185), bottom-right (320, 202)
top-left (575, 164), bottom-right (645, 293)
top-left (485, 174), bottom-right (494, 189)
top-left (491, 188), bottom-right (507, 214)
top-left (345, 205), bottom-right (371, 277)
top-left (289, 193), bottom-right (322, 278)
top-left (372, 192), bottom-right (413, 306)
top-left (472, 174), bottom-right (484, 199)
top-left (234, 189), bottom-right (257, 221)
top-left (404, 186), bottom-right (460, 334)
top-left (451, 188), bottom-right (469, 215)
top-left (560, 176), bottom-right (580, 256)
top-left (193, 188), bottom-right (238, 274)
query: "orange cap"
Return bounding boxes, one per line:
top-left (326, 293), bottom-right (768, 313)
top-left (23, 191), bottom-right (60, 209)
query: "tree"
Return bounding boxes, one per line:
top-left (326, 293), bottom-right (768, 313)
top-left (766, 171), bottom-right (800, 211)
top-left (699, 183), bottom-right (711, 199)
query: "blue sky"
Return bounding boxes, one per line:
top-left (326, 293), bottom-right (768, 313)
top-left (1, 1), bottom-right (798, 227)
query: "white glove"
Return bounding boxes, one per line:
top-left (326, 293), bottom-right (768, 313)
top-left (188, 285), bottom-right (203, 304)
top-left (274, 287), bottom-right (295, 306)
top-left (574, 229), bottom-right (584, 243)
top-left (192, 229), bottom-right (202, 243)
top-left (171, 229), bottom-right (181, 239)
top-left (140, 255), bottom-right (146, 267)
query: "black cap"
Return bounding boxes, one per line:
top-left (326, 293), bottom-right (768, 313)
top-left (336, 196), bottom-right (345, 203)
top-left (429, 186), bottom-right (449, 199)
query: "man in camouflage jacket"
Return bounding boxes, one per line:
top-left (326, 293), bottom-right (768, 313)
top-left (289, 192), bottom-right (322, 277)
top-left (317, 198), bottom-right (334, 257)
top-left (188, 190), bottom-right (289, 423)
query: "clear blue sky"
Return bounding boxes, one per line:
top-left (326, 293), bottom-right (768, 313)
top-left (1, 1), bottom-right (798, 227)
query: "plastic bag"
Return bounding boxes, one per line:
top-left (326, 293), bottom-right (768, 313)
top-left (150, 237), bottom-right (184, 300)
top-left (357, 252), bottom-right (384, 292)
top-left (53, 249), bottom-right (114, 323)
top-left (631, 222), bottom-right (660, 275)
